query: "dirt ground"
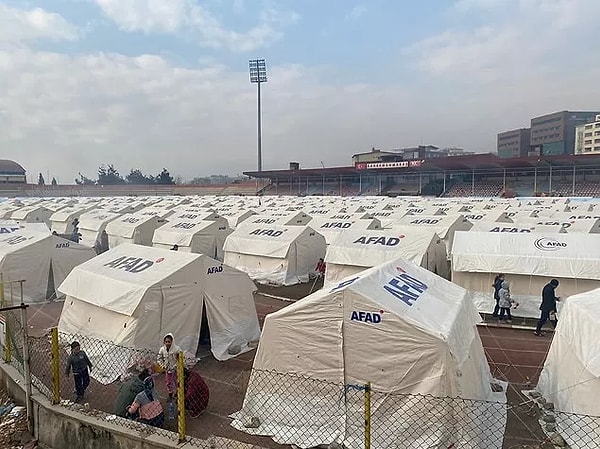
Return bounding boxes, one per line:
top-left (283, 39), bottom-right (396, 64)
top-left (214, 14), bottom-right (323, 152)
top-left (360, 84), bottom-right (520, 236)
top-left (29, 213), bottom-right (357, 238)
top-left (0, 385), bottom-right (37, 449)
top-left (13, 287), bottom-right (558, 449)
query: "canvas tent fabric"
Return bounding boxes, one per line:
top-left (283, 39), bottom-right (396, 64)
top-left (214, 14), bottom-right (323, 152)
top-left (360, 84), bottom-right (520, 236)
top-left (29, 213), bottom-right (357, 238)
top-left (152, 218), bottom-right (231, 260)
top-left (58, 243), bottom-right (260, 384)
top-left (223, 224), bottom-right (326, 286)
top-left (307, 217), bottom-right (381, 244)
top-left (78, 210), bottom-right (122, 247)
top-left (324, 229), bottom-right (448, 285)
top-left (231, 258), bottom-right (506, 449)
top-left (0, 225), bottom-right (95, 303)
top-left (50, 206), bottom-right (93, 234)
top-left (451, 231), bottom-right (600, 318)
top-left (105, 213), bottom-right (167, 247)
top-left (537, 289), bottom-right (600, 448)
top-left (11, 206), bottom-right (53, 227)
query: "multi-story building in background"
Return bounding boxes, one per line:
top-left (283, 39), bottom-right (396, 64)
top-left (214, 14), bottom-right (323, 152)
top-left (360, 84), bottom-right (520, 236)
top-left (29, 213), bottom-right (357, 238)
top-left (497, 128), bottom-right (531, 158)
top-left (575, 114), bottom-right (600, 154)
top-left (530, 110), bottom-right (600, 155)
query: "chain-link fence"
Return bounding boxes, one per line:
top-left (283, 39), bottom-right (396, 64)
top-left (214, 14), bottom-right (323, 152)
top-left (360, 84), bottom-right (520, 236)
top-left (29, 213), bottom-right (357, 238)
top-left (2, 323), bottom-right (600, 448)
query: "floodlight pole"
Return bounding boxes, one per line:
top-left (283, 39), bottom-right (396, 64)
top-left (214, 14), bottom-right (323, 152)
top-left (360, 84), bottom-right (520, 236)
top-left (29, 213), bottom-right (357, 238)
top-left (249, 59), bottom-right (267, 173)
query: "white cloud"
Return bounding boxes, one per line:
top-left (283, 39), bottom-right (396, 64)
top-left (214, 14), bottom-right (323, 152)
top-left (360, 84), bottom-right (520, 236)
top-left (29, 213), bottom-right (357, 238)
top-left (0, 3), bottom-right (79, 43)
top-left (405, 0), bottom-right (600, 83)
top-left (93, 0), bottom-right (298, 51)
top-left (346, 5), bottom-right (366, 21)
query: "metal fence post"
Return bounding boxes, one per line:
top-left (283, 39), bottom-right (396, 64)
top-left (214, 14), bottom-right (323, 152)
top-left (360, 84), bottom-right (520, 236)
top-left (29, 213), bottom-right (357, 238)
top-left (364, 382), bottom-right (371, 449)
top-left (177, 351), bottom-right (186, 443)
top-left (0, 274), bottom-right (10, 363)
top-left (19, 297), bottom-right (33, 432)
top-left (51, 327), bottom-right (60, 404)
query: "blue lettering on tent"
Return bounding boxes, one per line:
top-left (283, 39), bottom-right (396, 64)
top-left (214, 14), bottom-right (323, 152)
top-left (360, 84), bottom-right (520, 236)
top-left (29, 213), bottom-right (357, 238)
top-left (253, 218), bottom-right (276, 224)
top-left (173, 222), bottom-right (197, 230)
top-left (103, 256), bottom-right (154, 273)
top-left (249, 229), bottom-right (284, 237)
top-left (207, 265), bottom-right (223, 274)
top-left (350, 311), bottom-right (382, 324)
top-left (410, 219), bottom-right (439, 225)
top-left (490, 227), bottom-right (531, 233)
top-left (55, 242), bottom-right (70, 248)
top-left (0, 227), bottom-right (19, 234)
top-left (330, 276), bottom-right (359, 292)
top-left (320, 222), bottom-right (351, 229)
top-left (353, 236), bottom-right (400, 246)
top-left (383, 271), bottom-right (428, 306)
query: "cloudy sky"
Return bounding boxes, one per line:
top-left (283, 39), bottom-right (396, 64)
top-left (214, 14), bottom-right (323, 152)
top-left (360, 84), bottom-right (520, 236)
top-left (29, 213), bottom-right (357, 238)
top-left (1, 0), bottom-right (599, 184)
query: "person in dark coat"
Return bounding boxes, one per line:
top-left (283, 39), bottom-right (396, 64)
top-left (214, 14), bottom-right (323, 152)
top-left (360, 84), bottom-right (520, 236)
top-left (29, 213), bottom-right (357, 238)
top-left (535, 279), bottom-right (560, 336)
top-left (113, 370), bottom-right (146, 417)
top-left (492, 273), bottom-right (505, 317)
top-left (183, 368), bottom-right (210, 418)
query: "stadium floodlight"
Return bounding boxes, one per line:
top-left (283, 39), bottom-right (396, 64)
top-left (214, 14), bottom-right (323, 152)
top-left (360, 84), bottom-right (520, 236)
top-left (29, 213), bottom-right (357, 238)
top-left (249, 59), bottom-right (267, 172)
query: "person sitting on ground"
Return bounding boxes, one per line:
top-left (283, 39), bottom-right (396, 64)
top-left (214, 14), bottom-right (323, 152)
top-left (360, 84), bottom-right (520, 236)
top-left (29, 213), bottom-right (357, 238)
top-left (114, 369), bottom-right (147, 417)
top-left (127, 375), bottom-right (164, 428)
top-left (183, 368), bottom-right (210, 418)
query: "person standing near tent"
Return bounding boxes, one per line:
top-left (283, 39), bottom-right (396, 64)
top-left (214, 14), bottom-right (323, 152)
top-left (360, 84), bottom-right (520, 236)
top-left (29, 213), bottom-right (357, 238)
top-left (100, 229), bottom-right (109, 253)
top-left (157, 333), bottom-right (181, 401)
top-left (535, 279), bottom-right (560, 336)
top-left (497, 280), bottom-right (513, 323)
top-left (316, 258), bottom-right (326, 277)
top-left (127, 374), bottom-right (165, 428)
top-left (492, 273), bottom-right (505, 317)
top-left (65, 341), bottom-right (92, 402)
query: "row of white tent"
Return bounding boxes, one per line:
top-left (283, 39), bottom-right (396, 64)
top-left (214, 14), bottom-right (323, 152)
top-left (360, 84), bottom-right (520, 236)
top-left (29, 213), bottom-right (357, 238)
top-left (5, 195), bottom-right (600, 319)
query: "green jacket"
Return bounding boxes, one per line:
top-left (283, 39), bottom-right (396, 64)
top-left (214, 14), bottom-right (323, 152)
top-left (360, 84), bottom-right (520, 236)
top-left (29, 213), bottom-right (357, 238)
top-left (113, 376), bottom-right (144, 417)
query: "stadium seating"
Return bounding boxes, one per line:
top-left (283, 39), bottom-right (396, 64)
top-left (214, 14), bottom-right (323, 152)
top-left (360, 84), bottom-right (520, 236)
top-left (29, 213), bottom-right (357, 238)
top-left (554, 181), bottom-right (600, 197)
top-left (444, 182), bottom-right (503, 197)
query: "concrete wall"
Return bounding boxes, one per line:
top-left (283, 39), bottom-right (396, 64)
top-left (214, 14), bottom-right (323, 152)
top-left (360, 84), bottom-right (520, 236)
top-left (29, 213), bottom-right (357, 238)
top-left (0, 362), bottom-right (242, 449)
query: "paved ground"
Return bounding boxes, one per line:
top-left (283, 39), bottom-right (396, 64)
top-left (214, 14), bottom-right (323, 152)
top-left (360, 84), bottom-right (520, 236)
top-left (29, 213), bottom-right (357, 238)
top-left (12, 291), bottom-right (557, 449)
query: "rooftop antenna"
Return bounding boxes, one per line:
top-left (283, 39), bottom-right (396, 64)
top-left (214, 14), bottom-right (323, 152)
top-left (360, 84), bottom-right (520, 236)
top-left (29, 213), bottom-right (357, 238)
top-left (320, 161), bottom-right (325, 169)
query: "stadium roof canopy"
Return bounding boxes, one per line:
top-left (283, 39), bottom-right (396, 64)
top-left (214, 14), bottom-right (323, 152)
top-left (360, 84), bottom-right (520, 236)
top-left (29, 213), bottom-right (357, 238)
top-left (245, 153), bottom-right (600, 179)
top-left (0, 160), bottom-right (26, 175)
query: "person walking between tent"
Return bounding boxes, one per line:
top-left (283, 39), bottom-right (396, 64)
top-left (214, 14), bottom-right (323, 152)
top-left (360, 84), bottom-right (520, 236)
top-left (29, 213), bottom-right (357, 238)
top-left (492, 273), bottom-right (505, 317)
top-left (127, 374), bottom-right (165, 428)
top-left (157, 333), bottom-right (181, 401)
top-left (497, 281), bottom-right (513, 324)
top-left (535, 279), bottom-right (560, 337)
top-left (65, 341), bottom-right (93, 402)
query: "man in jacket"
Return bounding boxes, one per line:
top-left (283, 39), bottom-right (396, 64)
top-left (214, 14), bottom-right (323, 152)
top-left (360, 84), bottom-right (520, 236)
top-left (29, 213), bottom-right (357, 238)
top-left (535, 279), bottom-right (560, 336)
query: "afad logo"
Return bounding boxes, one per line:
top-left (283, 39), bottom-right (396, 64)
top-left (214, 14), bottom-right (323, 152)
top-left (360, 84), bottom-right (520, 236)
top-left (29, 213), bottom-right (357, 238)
top-left (383, 267), bottom-right (428, 307)
top-left (534, 238), bottom-right (567, 251)
top-left (207, 265), bottom-right (223, 274)
top-left (250, 228), bottom-right (285, 237)
top-left (353, 235), bottom-right (405, 246)
top-left (350, 310), bottom-right (383, 324)
top-left (104, 255), bottom-right (164, 273)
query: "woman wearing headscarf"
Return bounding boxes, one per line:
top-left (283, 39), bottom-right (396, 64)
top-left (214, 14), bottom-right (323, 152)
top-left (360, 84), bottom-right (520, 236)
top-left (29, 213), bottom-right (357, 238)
top-left (127, 374), bottom-right (165, 428)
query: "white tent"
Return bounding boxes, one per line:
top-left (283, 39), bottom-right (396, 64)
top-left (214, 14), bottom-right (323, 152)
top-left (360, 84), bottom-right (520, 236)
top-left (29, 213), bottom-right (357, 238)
top-left (247, 212), bottom-right (312, 227)
top-left (390, 214), bottom-right (472, 256)
top-left (0, 225), bottom-right (95, 303)
top-left (308, 217), bottom-right (382, 244)
top-left (78, 210), bottom-right (122, 247)
top-left (105, 213), bottom-right (167, 248)
top-left (152, 219), bottom-right (232, 260)
top-left (49, 206), bottom-right (94, 234)
top-left (231, 258), bottom-right (506, 449)
top-left (325, 229), bottom-right (448, 285)
top-left (58, 243), bottom-right (260, 384)
top-left (11, 205), bottom-right (53, 227)
top-left (536, 289), bottom-right (600, 449)
top-left (223, 224), bottom-right (326, 285)
top-left (451, 231), bottom-right (600, 318)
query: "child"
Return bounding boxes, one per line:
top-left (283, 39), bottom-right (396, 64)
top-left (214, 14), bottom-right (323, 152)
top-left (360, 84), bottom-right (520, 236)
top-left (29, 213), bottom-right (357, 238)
top-left (498, 281), bottom-right (514, 323)
top-left (65, 341), bottom-right (93, 402)
top-left (157, 333), bottom-right (181, 401)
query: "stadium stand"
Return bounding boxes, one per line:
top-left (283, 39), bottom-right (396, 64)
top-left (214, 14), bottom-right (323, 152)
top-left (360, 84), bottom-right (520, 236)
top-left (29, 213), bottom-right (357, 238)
top-left (444, 182), bottom-right (503, 197)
